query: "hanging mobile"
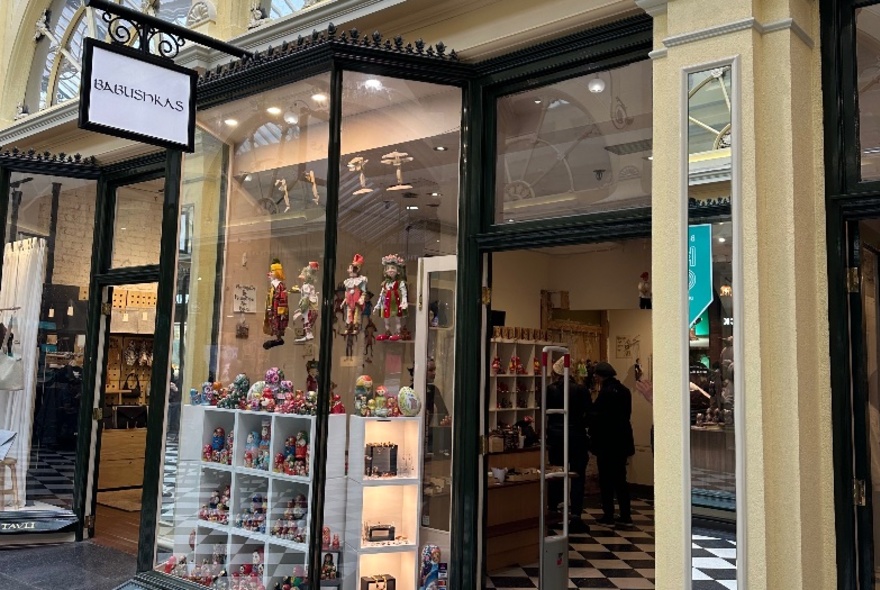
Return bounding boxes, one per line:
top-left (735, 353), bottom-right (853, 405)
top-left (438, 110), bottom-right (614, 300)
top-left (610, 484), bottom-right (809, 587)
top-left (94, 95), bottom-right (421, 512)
top-left (348, 156), bottom-right (374, 195)
top-left (382, 151), bottom-right (414, 191)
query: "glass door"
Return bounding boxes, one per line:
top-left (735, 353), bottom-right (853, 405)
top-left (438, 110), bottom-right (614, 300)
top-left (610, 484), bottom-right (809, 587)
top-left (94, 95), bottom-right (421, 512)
top-left (414, 255), bottom-right (457, 583)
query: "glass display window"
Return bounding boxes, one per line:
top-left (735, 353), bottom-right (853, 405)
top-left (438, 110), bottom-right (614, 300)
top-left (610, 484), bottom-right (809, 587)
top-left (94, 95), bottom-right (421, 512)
top-left (156, 73), bottom-right (334, 589)
top-left (494, 60), bottom-right (652, 224)
top-left (155, 68), bottom-right (463, 590)
top-left (332, 72), bottom-right (461, 590)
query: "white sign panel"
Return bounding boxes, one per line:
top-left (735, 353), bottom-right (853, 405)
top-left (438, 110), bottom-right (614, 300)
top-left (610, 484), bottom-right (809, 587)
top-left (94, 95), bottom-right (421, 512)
top-left (79, 38), bottom-right (196, 151)
top-left (233, 284), bottom-right (258, 314)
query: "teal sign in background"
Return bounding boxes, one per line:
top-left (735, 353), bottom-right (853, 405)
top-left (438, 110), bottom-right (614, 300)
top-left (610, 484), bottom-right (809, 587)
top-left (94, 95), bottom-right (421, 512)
top-left (688, 224), bottom-right (714, 327)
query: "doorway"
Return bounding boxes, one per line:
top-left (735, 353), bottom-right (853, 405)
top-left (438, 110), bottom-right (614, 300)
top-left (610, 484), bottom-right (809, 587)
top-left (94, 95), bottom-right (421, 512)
top-left (481, 239), bottom-right (657, 589)
top-left (90, 282), bottom-right (160, 554)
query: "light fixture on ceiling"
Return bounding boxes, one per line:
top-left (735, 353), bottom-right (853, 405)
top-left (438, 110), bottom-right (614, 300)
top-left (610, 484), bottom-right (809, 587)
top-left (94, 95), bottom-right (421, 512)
top-left (266, 106), bottom-right (282, 115)
top-left (430, 192), bottom-right (441, 197)
top-left (364, 78), bottom-right (383, 90)
top-left (312, 92), bottom-right (328, 103)
top-left (534, 98), bottom-right (542, 104)
top-left (283, 111), bottom-right (299, 125)
top-left (382, 151), bottom-right (414, 191)
top-left (120, 227), bottom-right (127, 231)
top-left (224, 118), bottom-right (238, 126)
top-left (434, 146), bottom-right (447, 152)
top-left (718, 237), bottom-right (726, 243)
top-left (244, 174), bottom-right (252, 182)
top-left (588, 74), bottom-right (606, 93)
top-left (406, 205), bottom-right (419, 211)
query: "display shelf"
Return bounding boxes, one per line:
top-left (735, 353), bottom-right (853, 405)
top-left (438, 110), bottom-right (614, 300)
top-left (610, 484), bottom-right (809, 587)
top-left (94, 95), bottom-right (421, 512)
top-left (360, 477), bottom-right (420, 487)
top-left (345, 414), bottom-right (422, 590)
top-left (173, 405), bottom-right (348, 590)
top-left (487, 337), bottom-right (563, 431)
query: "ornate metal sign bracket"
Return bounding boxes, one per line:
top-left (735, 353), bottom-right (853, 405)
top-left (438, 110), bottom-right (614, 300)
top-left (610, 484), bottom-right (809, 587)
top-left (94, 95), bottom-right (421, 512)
top-left (85, 0), bottom-right (252, 60)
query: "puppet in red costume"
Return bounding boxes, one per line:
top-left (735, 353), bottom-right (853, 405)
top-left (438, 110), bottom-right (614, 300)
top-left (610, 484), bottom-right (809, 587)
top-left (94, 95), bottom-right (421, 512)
top-left (374, 254), bottom-right (409, 341)
top-left (263, 259), bottom-right (289, 349)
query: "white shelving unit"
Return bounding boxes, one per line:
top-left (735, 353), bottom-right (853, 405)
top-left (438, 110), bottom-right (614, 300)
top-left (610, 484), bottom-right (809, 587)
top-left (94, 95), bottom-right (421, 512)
top-left (487, 337), bottom-right (564, 431)
top-left (344, 415), bottom-right (422, 590)
top-left (174, 405), bottom-right (346, 589)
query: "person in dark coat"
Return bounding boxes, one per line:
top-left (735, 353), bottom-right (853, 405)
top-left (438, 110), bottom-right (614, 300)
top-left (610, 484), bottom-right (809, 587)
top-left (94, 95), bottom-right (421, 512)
top-left (546, 355), bottom-right (591, 533)
top-left (590, 361), bottom-right (635, 526)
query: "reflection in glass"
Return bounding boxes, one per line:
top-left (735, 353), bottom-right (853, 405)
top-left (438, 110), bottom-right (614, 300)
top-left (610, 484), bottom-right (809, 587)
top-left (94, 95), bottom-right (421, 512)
top-left (858, 5), bottom-right (880, 181)
top-left (155, 74), bottom-right (330, 590)
top-left (0, 173), bottom-right (95, 516)
top-left (495, 60), bottom-right (652, 224)
top-left (111, 178), bottom-right (164, 268)
top-left (687, 65), bottom-right (739, 587)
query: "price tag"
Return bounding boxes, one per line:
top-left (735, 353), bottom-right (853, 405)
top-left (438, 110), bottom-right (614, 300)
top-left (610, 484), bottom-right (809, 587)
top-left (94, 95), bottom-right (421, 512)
top-left (122, 313), bottom-right (129, 322)
top-left (142, 312), bottom-right (149, 321)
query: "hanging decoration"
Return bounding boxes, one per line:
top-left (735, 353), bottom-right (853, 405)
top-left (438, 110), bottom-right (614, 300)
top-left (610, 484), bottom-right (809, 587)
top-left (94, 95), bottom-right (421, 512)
top-left (382, 151), bottom-right (414, 191)
top-left (348, 156), bottom-right (374, 195)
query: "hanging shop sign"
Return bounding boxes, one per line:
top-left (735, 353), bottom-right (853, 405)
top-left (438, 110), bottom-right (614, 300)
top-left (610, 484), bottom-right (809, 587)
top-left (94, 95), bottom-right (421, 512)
top-left (78, 38), bottom-right (197, 152)
top-left (688, 224), bottom-right (714, 327)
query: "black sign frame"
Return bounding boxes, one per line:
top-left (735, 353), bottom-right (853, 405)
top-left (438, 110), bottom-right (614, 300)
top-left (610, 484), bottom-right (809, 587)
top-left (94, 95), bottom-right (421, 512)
top-left (78, 38), bottom-right (197, 152)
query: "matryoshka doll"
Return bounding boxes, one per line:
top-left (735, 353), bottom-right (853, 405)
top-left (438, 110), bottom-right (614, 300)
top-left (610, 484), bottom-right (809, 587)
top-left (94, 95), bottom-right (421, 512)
top-left (294, 431), bottom-right (308, 461)
top-left (373, 385), bottom-right (388, 417)
top-left (211, 427), bottom-right (225, 452)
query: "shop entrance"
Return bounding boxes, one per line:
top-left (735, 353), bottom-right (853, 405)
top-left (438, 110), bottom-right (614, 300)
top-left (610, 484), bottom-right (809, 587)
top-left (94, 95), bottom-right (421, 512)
top-left (90, 282), bottom-right (160, 554)
top-left (481, 238), bottom-right (656, 588)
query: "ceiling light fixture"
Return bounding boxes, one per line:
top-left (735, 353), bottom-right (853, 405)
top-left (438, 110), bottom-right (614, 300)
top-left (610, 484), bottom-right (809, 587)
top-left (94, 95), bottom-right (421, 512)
top-left (244, 174), bottom-right (252, 182)
top-left (312, 93), bottom-right (328, 103)
top-left (588, 74), bottom-right (606, 93)
top-left (434, 146), bottom-right (447, 152)
top-left (430, 192), bottom-right (441, 197)
top-left (224, 118), bottom-right (238, 126)
top-left (718, 237), bottom-right (726, 243)
top-left (266, 106), bottom-right (282, 115)
top-left (283, 111), bottom-right (299, 125)
top-left (406, 205), bottom-right (419, 210)
top-left (364, 78), bottom-right (383, 90)
top-left (534, 99), bottom-right (542, 104)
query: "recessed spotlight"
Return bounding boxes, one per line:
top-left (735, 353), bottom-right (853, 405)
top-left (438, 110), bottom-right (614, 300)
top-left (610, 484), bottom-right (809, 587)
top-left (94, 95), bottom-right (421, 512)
top-left (364, 78), bottom-right (383, 90)
top-left (434, 146), bottom-right (447, 152)
top-left (430, 192), bottom-right (441, 197)
top-left (244, 174), bottom-right (252, 182)
top-left (534, 99), bottom-right (542, 104)
top-left (283, 111), bottom-right (299, 125)
top-left (507, 219), bottom-right (515, 223)
top-left (266, 106), bottom-right (282, 115)
top-left (312, 93), bottom-right (328, 103)
top-left (718, 237), bottom-right (726, 243)
top-left (224, 118), bottom-right (238, 126)
top-left (120, 227), bottom-right (127, 231)
top-left (647, 156), bottom-right (653, 161)
top-left (406, 205), bottom-right (419, 211)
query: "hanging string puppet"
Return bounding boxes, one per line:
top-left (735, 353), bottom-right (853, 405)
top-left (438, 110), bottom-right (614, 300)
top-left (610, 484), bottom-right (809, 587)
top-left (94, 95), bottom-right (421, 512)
top-left (375, 254), bottom-right (409, 341)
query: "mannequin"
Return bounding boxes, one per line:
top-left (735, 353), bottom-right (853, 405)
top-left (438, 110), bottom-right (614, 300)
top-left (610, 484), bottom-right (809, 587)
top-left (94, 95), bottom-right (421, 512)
top-left (375, 254), bottom-right (409, 341)
top-left (263, 259), bottom-right (289, 349)
top-left (293, 261), bottom-right (319, 343)
top-left (343, 254), bottom-right (368, 335)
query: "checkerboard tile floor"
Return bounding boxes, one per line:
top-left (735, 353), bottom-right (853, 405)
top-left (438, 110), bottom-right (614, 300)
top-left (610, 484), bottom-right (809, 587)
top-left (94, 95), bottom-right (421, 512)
top-left (23, 445), bottom-right (76, 509)
top-left (486, 499), bottom-right (737, 589)
top-left (692, 466), bottom-right (736, 494)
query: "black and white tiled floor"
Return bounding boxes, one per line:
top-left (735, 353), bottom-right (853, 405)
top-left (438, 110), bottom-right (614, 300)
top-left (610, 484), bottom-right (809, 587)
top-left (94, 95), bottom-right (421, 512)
top-left (486, 499), bottom-right (737, 589)
top-left (23, 445), bottom-right (77, 509)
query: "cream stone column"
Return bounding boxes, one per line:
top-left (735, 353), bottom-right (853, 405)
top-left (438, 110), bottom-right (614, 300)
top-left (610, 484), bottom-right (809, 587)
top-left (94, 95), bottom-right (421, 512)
top-left (639, 0), bottom-right (836, 588)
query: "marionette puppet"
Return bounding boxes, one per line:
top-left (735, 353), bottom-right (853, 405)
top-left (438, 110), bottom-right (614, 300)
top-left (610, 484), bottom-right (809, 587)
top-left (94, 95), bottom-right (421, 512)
top-left (374, 254), bottom-right (409, 341)
top-left (263, 259), bottom-right (289, 349)
top-left (292, 261), bottom-right (319, 343)
top-left (343, 254), bottom-right (368, 335)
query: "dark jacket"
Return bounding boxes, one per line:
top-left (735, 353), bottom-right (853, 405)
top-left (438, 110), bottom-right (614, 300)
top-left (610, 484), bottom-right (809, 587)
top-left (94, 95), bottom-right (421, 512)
top-left (589, 377), bottom-right (635, 457)
top-left (546, 377), bottom-right (590, 447)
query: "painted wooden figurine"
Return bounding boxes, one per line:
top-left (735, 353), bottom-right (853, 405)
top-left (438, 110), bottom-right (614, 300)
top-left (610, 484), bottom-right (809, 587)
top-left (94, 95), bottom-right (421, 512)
top-left (263, 259), bottom-right (289, 349)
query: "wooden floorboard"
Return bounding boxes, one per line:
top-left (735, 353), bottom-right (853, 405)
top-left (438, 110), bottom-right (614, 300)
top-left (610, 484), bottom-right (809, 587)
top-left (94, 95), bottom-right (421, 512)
top-left (92, 504), bottom-right (141, 556)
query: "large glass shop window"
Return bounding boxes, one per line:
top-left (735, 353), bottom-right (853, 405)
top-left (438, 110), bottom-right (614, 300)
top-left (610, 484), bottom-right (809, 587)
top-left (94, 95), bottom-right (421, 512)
top-left (156, 74), bottom-right (331, 587)
top-left (331, 72), bottom-right (461, 590)
top-left (154, 71), bottom-right (462, 590)
top-left (494, 60), bottom-right (652, 224)
top-left (0, 174), bottom-right (94, 516)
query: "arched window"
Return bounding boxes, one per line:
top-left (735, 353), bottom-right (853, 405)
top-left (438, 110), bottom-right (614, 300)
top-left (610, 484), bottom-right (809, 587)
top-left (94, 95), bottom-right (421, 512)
top-left (23, 0), bottom-right (189, 114)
